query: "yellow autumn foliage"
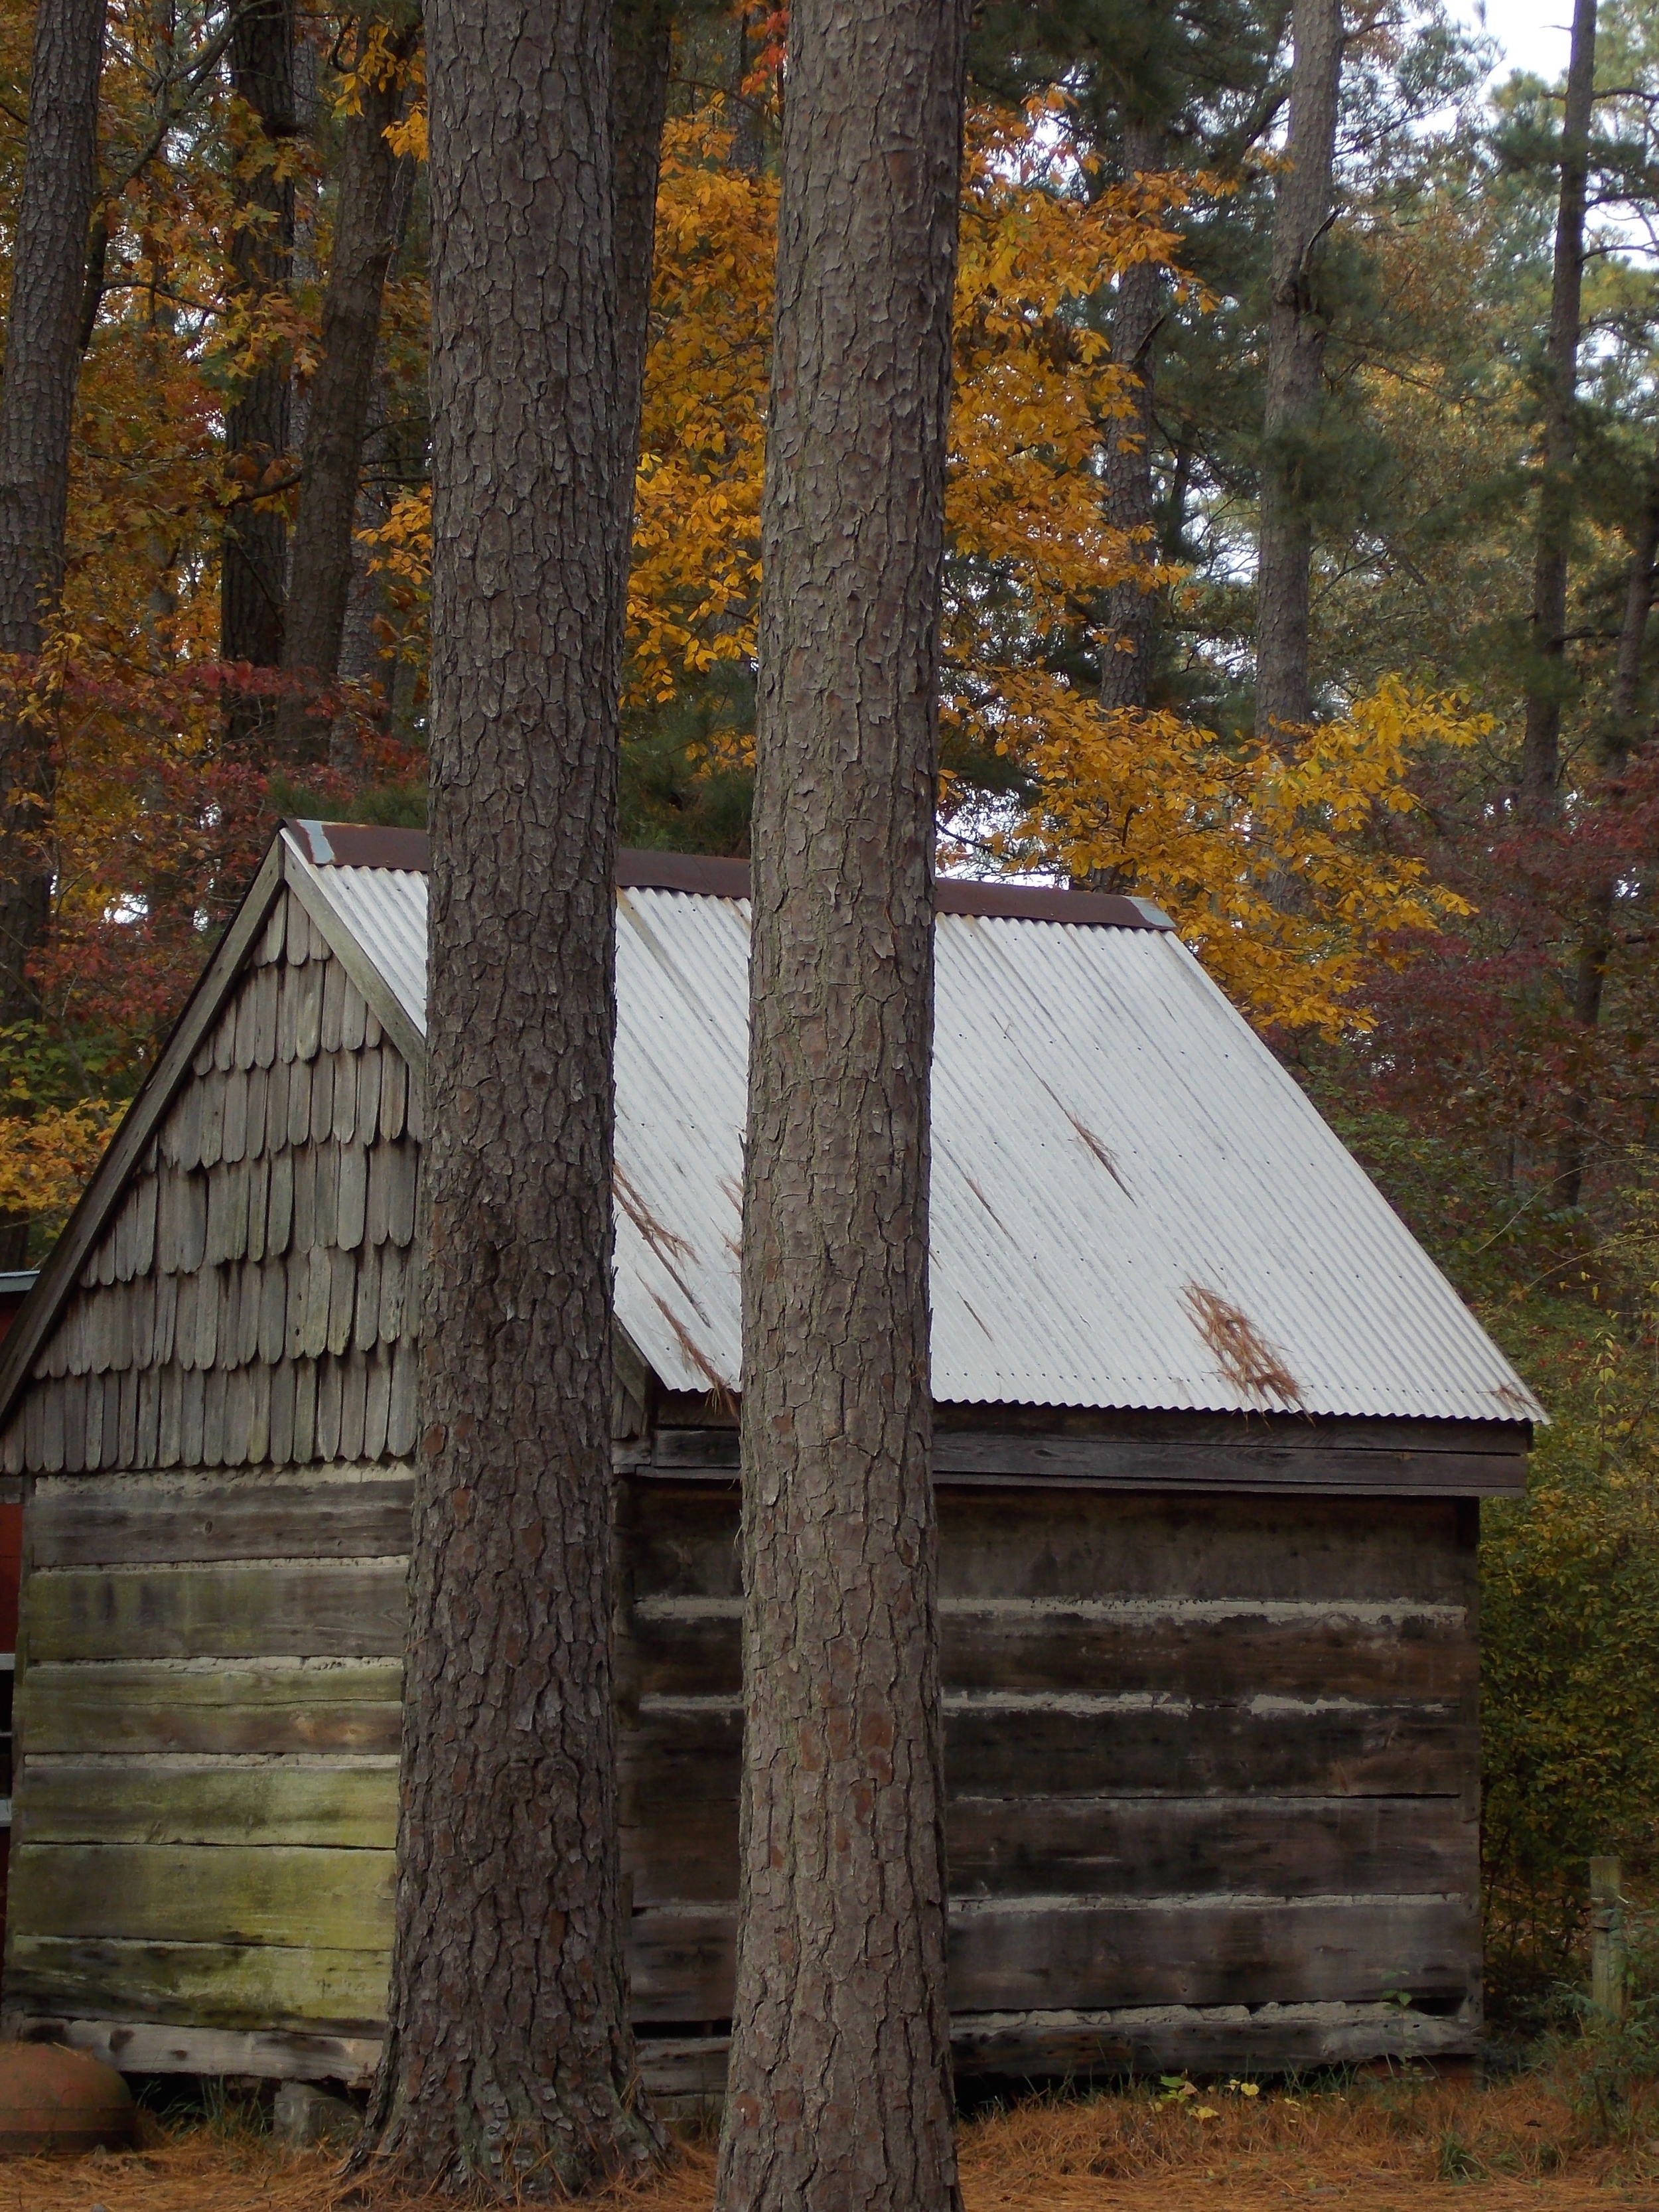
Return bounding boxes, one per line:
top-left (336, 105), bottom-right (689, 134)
top-left (368, 96), bottom-right (1480, 1039)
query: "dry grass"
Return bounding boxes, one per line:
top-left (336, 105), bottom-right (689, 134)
top-left (3, 2071), bottom-right (1658, 2212)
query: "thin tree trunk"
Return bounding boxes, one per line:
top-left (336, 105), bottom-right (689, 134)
top-left (0, 0), bottom-right (106, 1268)
top-left (1098, 119), bottom-right (1166, 713)
top-left (352, 0), bottom-right (662, 2189)
top-left (1254, 0), bottom-right (1342, 738)
top-left (725, 7), bottom-right (764, 177)
top-left (1520, 0), bottom-right (1597, 817)
top-left (221, 0), bottom-right (296, 685)
top-left (1553, 465), bottom-right (1658, 1208)
top-left (715, 0), bottom-right (970, 2199)
top-left (611, 0), bottom-right (674, 488)
top-left (278, 21), bottom-right (417, 757)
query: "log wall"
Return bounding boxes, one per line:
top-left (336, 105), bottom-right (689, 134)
top-left (4, 1461), bottom-right (1483, 2083)
top-left (618, 1475), bottom-right (1484, 2082)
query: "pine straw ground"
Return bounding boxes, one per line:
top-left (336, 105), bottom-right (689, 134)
top-left (3, 2069), bottom-right (1659, 2212)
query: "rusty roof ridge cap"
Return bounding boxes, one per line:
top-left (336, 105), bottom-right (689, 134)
top-left (283, 827), bottom-right (1175, 932)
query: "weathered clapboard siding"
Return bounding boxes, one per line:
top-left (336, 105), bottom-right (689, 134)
top-left (641, 1412), bottom-right (1527, 1496)
top-left (7, 1458), bottom-right (405, 2041)
top-left (5, 1937), bottom-right (390, 2036)
top-left (625, 1895), bottom-right (1477, 2022)
top-left (20, 1659), bottom-right (404, 1755)
top-left (615, 1478), bottom-right (1480, 2041)
top-left (22, 1758), bottom-right (397, 1848)
top-left (27, 1559), bottom-right (408, 1662)
top-left (29, 1468), bottom-right (415, 1565)
top-left (0, 889), bottom-right (421, 1477)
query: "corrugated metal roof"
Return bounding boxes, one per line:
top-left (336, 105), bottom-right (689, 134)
top-left (291, 834), bottom-right (1542, 1424)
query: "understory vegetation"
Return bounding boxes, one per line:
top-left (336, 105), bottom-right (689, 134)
top-left (19, 2043), bottom-right (1659, 2211)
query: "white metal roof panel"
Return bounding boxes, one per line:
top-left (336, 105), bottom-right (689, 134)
top-left (293, 844), bottom-right (1540, 1423)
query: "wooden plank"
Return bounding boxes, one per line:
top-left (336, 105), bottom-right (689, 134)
top-left (317, 1357), bottom-right (344, 1461)
top-left (31, 1464), bottom-right (402, 1573)
top-left (252, 962), bottom-right (279, 1069)
top-left (24, 1759), bottom-right (398, 1848)
top-left (198, 1072), bottom-right (226, 1170)
top-left (338, 1355), bottom-right (368, 1463)
top-left (12, 1841), bottom-right (394, 1949)
top-left (321, 960), bottom-right (346, 1055)
top-left (223, 1068), bottom-right (249, 1163)
top-left (332, 1053), bottom-right (357, 1147)
top-left (364, 1353), bottom-right (390, 1461)
top-left (379, 1052), bottom-right (406, 1142)
top-left (293, 1358), bottom-right (319, 1463)
top-left (312, 1060), bottom-right (336, 1163)
top-left (386, 1339), bottom-right (417, 1458)
top-left (340, 979), bottom-right (368, 1054)
top-left (295, 960), bottom-right (325, 1063)
top-left (26, 1560), bottom-right (408, 1661)
top-left (328, 1249), bottom-right (356, 1359)
top-left (356, 1051), bottom-right (381, 1149)
top-left (180, 1368), bottom-right (207, 1465)
top-left (623, 1604), bottom-right (1474, 1707)
top-left (13, 2018), bottom-right (382, 2089)
top-left (338, 1146), bottom-right (368, 1253)
top-left (624, 1896), bottom-right (1477, 2024)
top-left (247, 1361), bottom-right (271, 1465)
top-left (617, 1694), bottom-right (1471, 1817)
top-left (265, 1056), bottom-right (291, 1152)
top-left (4, 1935), bottom-right (389, 2037)
top-left (315, 1141), bottom-right (340, 1252)
top-left (246, 1063), bottom-right (269, 1161)
top-left (20, 1658), bottom-right (405, 1755)
top-left (378, 1238), bottom-right (407, 1341)
top-left (354, 1238), bottom-right (382, 1349)
top-left (648, 1426), bottom-right (1523, 1497)
top-left (268, 1147), bottom-right (295, 1258)
top-left (287, 1055), bottom-right (313, 1149)
top-left (202, 1367), bottom-right (228, 1468)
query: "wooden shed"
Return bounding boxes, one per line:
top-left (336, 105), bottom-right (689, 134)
top-left (0, 822), bottom-right (1540, 2095)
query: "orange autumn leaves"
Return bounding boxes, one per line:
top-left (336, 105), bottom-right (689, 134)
top-left (379, 94), bottom-right (1479, 1041)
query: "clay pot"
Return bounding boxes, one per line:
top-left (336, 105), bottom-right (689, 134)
top-left (0, 2043), bottom-right (135, 2154)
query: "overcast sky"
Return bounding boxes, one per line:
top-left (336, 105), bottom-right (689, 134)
top-left (1451, 0), bottom-right (1573, 84)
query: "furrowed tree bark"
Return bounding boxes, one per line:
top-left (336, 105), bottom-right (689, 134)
top-left (1553, 462), bottom-right (1658, 1209)
top-left (277, 17), bottom-right (417, 758)
top-left (1098, 119), bottom-right (1165, 714)
top-left (714, 0), bottom-right (970, 2202)
top-left (220, 0), bottom-right (296, 690)
top-left (0, 0), bottom-right (106, 1268)
top-left (352, 0), bottom-right (662, 2190)
top-left (1254, 0), bottom-right (1342, 739)
top-left (1519, 0), bottom-right (1598, 818)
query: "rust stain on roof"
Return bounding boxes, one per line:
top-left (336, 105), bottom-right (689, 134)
top-left (1183, 1283), bottom-right (1300, 1405)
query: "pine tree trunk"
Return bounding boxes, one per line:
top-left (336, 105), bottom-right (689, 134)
top-left (277, 23), bottom-right (416, 756)
top-left (1553, 464), bottom-right (1657, 1209)
top-left (352, 0), bottom-right (661, 2189)
top-left (1098, 119), bottom-right (1165, 714)
top-left (1520, 0), bottom-right (1598, 818)
top-left (0, 0), bottom-right (106, 1268)
top-left (1254, 0), bottom-right (1342, 738)
top-left (714, 0), bottom-right (970, 2201)
top-left (220, 0), bottom-right (295, 684)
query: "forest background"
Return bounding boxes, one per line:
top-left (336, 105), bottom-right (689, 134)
top-left (0, 0), bottom-right (1655, 2035)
